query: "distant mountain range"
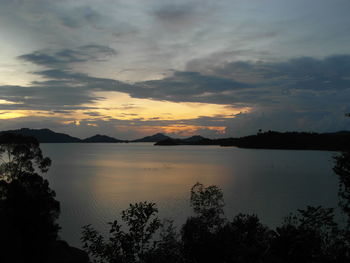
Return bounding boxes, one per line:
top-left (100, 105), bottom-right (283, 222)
top-left (0, 128), bottom-right (82, 143)
top-left (83, 134), bottom-right (125, 143)
top-left (1, 128), bottom-right (349, 151)
top-left (131, 133), bottom-right (170, 142)
top-left (0, 128), bottom-right (171, 143)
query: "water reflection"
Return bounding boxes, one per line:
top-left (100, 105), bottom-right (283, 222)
top-left (41, 143), bottom-right (338, 247)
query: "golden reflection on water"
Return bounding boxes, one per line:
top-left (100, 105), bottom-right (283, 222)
top-left (90, 157), bottom-right (231, 206)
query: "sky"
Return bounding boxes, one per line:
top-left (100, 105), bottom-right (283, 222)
top-left (1, 0), bottom-right (350, 139)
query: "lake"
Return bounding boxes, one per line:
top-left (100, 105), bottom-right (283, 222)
top-left (41, 143), bottom-right (339, 248)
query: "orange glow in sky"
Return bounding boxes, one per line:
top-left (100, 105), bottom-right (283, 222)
top-left (115, 124), bottom-right (227, 137)
top-left (84, 91), bottom-right (251, 121)
top-left (0, 92), bottom-right (251, 136)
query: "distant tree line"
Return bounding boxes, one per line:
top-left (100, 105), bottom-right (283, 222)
top-left (156, 131), bottom-right (350, 151)
top-left (223, 131), bottom-right (350, 150)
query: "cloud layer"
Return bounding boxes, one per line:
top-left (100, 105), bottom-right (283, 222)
top-left (1, 0), bottom-right (350, 138)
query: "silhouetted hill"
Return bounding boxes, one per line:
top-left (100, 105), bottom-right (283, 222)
top-left (132, 133), bottom-right (171, 142)
top-left (154, 138), bottom-right (182, 145)
top-left (156, 131), bottom-right (350, 150)
top-left (221, 131), bottom-right (350, 151)
top-left (326, 131), bottom-right (350, 136)
top-left (2, 128), bottom-right (349, 149)
top-left (155, 135), bottom-right (213, 146)
top-left (0, 128), bottom-right (81, 143)
top-left (183, 135), bottom-right (207, 143)
top-left (83, 134), bottom-right (125, 143)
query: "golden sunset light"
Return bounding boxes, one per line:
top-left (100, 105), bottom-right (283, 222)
top-left (0, 91), bottom-right (250, 137)
top-left (84, 91), bottom-right (251, 121)
top-left (116, 124), bottom-right (227, 137)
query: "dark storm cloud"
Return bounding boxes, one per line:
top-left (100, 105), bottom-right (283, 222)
top-left (0, 74), bottom-right (123, 111)
top-left (265, 56), bottom-right (350, 91)
top-left (208, 55), bottom-right (350, 89)
top-left (119, 71), bottom-right (252, 103)
top-left (31, 69), bottom-right (119, 91)
top-left (0, 46), bottom-right (121, 111)
top-left (19, 45), bottom-right (116, 68)
top-left (104, 55), bottom-right (349, 109)
top-left (0, 84), bottom-right (99, 110)
top-left (3, 44), bottom-right (257, 109)
top-left (224, 108), bottom-right (350, 137)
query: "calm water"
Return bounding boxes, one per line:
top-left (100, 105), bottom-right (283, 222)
top-left (41, 143), bottom-right (339, 247)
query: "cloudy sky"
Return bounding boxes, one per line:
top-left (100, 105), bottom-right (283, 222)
top-left (1, 0), bottom-right (350, 139)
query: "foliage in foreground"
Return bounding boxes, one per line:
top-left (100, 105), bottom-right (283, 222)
top-left (334, 151), bottom-right (350, 226)
top-left (0, 133), bottom-right (60, 263)
top-left (82, 201), bottom-right (161, 263)
top-left (82, 177), bottom-right (350, 263)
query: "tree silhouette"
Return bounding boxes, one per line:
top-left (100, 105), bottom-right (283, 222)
top-left (182, 183), bottom-right (226, 263)
top-left (82, 201), bottom-right (161, 263)
top-left (145, 219), bottom-right (183, 263)
top-left (217, 214), bottom-right (272, 263)
top-left (269, 206), bottom-right (345, 262)
top-left (81, 180), bottom-right (350, 263)
top-left (0, 133), bottom-right (51, 181)
top-left (0, 133), bottom-right (60, 263)
top-left (334, 152), bottom-right (350, 225)
top-left (333, 113), bottom-right (350, 232)
top-left (190, 182), bottom-right (225, 229)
